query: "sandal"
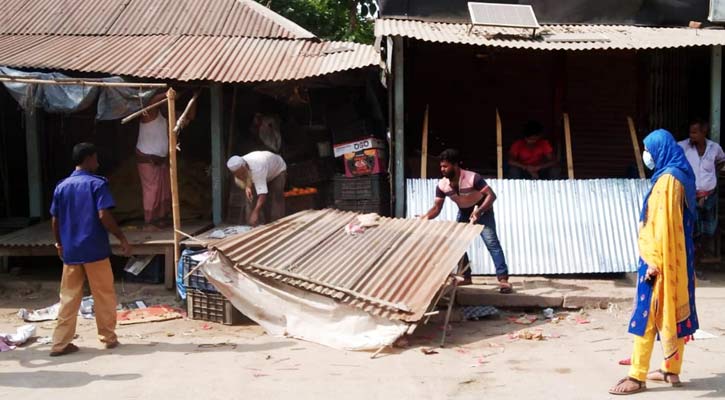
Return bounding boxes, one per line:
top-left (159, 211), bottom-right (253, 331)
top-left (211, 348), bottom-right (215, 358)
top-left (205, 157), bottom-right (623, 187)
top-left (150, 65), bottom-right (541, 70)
top-left (49, 343), bottom-right (79, 357)
top-left (609, 377), bottom-right (646, 395)
top-left (647, 369), bottom-right (683, 387)
top-left (498, 279), bottom-right (513, 294)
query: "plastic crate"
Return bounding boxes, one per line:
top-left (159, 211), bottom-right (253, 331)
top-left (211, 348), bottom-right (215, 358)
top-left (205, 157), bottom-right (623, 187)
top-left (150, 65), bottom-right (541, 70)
top-left (333, 174), bottom-right (389, 201)
top-left (186, 289), bottom-right (245, 325)
top-left (181, 251), bottom-right (218, 293)
top-left (333, 199), bottom-right (390, 216)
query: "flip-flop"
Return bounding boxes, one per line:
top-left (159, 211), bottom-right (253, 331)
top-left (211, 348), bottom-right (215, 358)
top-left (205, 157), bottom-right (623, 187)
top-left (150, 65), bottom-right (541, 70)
top-left (647, 369), bottom-right (683, 387)
top-left (609, 377), bottom-right (646, 395)
top-left (49, 343), bottom-right (79, 357)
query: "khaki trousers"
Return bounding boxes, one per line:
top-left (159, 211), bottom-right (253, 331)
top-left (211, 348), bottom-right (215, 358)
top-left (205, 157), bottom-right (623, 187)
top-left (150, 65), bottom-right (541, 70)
top-left (51, 258), bottom-right (118, 352)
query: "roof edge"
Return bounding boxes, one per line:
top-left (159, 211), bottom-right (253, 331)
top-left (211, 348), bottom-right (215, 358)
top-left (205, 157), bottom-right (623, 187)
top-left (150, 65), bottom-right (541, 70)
top-left (241, 0), bottom-right (317, 40)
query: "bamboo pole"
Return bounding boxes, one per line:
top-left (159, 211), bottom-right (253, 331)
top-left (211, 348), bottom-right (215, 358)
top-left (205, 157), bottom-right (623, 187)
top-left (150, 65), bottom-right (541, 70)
top-left (166, 88), bottom-right (181, 280)
top-left (173, 90), bottom-right (200, 134)
top-left (0, 75), bottom-right (167, 88)
top-left (121, 98), bottom-right (168, 124)
top-left (563, 113), bottom-right (575, 179)
top-left (420, 105), bottom-right (429, 178)
top-left (627, 116), bottom-right (646, 179)
top-left (496, 108), bottom-right (503, 179)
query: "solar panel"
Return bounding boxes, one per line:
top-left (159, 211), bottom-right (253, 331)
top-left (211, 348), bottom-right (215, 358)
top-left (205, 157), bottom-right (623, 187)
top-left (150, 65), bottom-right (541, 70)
top-left (467, 2), bottom-right (540, 29)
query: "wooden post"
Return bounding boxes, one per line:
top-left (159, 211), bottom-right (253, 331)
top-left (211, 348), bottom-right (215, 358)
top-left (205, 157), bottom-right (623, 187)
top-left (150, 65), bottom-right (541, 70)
top-left (496, 109), bottom-right (503, 179)
top-left (627, 116), bottom-right (645, 179)
top-left (563, 113), bottom-right (574, 180)
top-left (25, 108), bottom-right (42, 218)
top-left (420, 105), bottom-right (429, 179)
top-left (393, 36), bottom-right (405, 217)
top-left (166, 88), bottom-right (181, 285)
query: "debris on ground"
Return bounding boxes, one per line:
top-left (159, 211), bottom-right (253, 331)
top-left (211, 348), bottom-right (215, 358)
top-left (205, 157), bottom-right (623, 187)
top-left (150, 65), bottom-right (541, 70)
top-left (618, 358), bottom-right (632, 365)
top-left (0, 324), bottom-right (36, 351)
top-left (509, 329), bottom-right (544, 341)
top-left (393, 336), bottom-right (410, 348)
top-left (508, 315), bottom-right (537, 325)
top-left (421, 347), bottom-right (439, 355)
top-left (542, 308), bottom-right (555, 319)
top-left (462, 306), bottom-right (499, 321)
top-left (117, 305), bottom-right (184, 325)
top-left (18, 296), bottom-right (96, 322)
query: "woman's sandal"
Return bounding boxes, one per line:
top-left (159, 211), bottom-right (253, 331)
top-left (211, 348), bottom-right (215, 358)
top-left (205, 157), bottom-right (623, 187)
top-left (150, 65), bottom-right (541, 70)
top-left (609, 377), bottom-right (647, 395)
top-left (647, 369), bottom-right (683, 387)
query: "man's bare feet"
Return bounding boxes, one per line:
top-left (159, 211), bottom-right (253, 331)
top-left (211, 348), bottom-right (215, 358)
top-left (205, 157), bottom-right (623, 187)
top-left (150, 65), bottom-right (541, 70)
top-left (609, 377), bottom-right (646, 395)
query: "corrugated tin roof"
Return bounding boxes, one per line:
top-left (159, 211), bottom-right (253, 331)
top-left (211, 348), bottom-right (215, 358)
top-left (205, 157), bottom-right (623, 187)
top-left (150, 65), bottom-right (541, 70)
top-left (0, 0), bottom-right (379, 82)
top-left (210, 209), bottom-right (483, 322)
top-left (406, 178), bottom-right (651, 275)
top-left (0, 35), bottom-right (379, 82)
top-left (0, 0), bottom-right (315, 38)
top-left (375, 19), bottom-right (725, 50)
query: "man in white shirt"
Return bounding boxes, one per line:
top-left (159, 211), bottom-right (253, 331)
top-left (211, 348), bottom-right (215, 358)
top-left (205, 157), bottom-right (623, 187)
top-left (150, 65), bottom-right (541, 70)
top-left (678, 118), bottom-right (725, 260)
top-left (227, 151), bottom-right (286, 226)
top-left (135, 93), bottom-right (195, 230)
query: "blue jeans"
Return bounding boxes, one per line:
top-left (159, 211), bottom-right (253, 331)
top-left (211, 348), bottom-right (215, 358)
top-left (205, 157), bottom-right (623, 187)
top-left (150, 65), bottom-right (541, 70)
top-left (696, 193), bottom-right (718, 238)
top-left (457, 209), bottom-right (509, 280)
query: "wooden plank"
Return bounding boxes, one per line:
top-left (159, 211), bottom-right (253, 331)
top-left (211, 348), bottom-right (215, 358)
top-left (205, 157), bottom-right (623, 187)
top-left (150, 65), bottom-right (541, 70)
top-left (420, 105), bottom-right (429, 179)
top-left (627, 116), bottom-right (645, 179)
top-left (563, 113), bottom-right (574, 179)
top-left (164, 246), bottom-right (175, 290)
top-left (496, 108), bottom-right (503, 179)
top-left (166, 88), bottom-right (181, 289)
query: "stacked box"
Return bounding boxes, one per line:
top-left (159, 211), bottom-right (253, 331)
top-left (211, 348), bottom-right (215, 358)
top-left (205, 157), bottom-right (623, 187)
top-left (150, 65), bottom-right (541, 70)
top-left (186, 289), bottom-right (245, 325)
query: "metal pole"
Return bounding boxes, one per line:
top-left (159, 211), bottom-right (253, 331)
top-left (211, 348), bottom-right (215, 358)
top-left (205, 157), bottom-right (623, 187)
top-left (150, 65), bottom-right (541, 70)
top-left (393, 36), bottom-right (405, 218)
top-left (25, 108), bottom-right (42, 218)
top-left (210, 84), bottom-right (224, 225)
top-left (711, 45), bottom-right (722, 144)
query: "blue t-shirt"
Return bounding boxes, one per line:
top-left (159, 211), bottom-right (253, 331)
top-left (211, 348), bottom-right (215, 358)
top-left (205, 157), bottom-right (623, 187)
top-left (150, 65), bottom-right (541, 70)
top-left (50, 170), bottom-right (116, 264)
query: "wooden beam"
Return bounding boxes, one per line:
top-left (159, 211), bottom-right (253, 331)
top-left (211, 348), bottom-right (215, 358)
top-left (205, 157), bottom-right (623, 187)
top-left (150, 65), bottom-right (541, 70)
top-left (0, 75), bottom-right (167, 88)
top-left (25, 109), bottom-right (42, 217)
top-left (166, 88), bottom-right (181, 289)
top-left (563, 113), bottom-right (574, 180)
top-left (210, 84), bottom-right (225, 225)
top-left (627, 116), bottom-right (645, 179)
top-left (121, 98), bottom-right (168, 125)
top-left (393, 36), bottom-right (405, 217)
top-left (420, 105), bottom-right (429, 179)
top-left (711, 45), bottom-right (722, 144)
top-left (496, 108), bottom-right (503, 179)
top-left (173, 90), bottom-right (200, 134)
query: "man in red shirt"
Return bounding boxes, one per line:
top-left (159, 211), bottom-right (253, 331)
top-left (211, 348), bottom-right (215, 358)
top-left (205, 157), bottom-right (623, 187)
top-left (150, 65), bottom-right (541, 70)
top-left (508, 121), bottom-right (559, 179)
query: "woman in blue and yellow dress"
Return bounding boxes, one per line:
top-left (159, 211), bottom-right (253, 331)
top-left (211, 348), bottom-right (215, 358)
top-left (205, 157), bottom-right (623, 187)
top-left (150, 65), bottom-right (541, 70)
top-left (609, 129), bottom-right (699, 395)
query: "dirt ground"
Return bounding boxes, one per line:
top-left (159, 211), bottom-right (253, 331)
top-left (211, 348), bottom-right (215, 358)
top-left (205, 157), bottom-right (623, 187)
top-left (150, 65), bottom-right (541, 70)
top-left (0, 277), bottom-right (724, 400)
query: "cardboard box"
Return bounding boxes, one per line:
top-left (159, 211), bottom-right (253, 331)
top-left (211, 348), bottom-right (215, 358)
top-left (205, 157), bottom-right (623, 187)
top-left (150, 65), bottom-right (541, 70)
top-left (333, 137), bottom-right (386, 158)
top-left (343, 148), bottom-right (387, 177)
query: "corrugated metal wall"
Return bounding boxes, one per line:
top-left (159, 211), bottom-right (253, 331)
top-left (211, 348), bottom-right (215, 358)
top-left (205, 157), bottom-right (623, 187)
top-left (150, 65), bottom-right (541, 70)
top-left (406, 178), bottom-right (651, 275)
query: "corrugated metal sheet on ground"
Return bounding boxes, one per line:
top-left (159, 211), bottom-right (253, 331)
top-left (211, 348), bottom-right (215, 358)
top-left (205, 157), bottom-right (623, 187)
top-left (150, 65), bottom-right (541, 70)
top-left (210, 209), bottom-right (483, 322)
top-left (376, 19), bottom-right (725, 50)
top-left (0, 35), bottom-right (378, 82)
top-left (406, 179), bottom-right (651, 275)
top-left (0, 0), bottom-right (314, 38)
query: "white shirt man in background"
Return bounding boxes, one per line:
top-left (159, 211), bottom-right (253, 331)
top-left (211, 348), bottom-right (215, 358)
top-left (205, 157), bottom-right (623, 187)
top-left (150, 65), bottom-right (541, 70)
top-left (227, 151), bottom-right (286, 226)
top-left (678, 118), bottom-right (725, 264)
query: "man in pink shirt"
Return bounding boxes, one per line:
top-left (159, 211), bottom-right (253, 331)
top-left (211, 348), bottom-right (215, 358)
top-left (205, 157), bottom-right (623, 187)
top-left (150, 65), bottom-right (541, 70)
top-left (421, 149), bottom-right (512, 293)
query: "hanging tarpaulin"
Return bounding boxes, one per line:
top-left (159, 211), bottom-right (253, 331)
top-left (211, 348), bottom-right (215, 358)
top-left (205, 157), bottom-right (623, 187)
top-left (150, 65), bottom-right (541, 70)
top-left (0, 67), bottom-right (159, 120)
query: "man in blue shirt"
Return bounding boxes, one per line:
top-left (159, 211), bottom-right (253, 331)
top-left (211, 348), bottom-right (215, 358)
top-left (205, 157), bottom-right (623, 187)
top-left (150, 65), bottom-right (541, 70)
top-left (49, 143), bottom-right (131, 357)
